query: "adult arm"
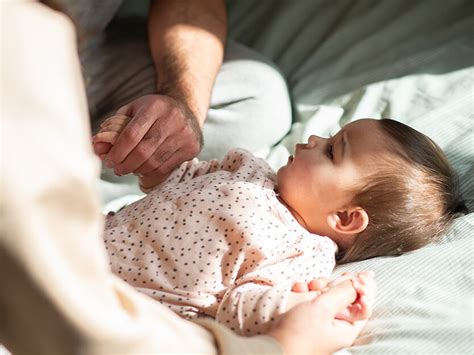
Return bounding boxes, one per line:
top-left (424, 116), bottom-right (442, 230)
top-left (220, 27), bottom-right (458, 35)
top-left (149, 0), bottom-right (227, 125)
top-left (101, 0), bottom-right (227, 178)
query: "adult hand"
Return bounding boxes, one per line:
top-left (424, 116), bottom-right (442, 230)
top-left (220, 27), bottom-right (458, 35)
top-left (291, 272), bottom-right (376, 324)
top-left (268, 279), bottom-right (369, 355)
top-left (100, 94), bottom-right (203, 178)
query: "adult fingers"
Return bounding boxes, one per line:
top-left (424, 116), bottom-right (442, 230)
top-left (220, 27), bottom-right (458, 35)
top-left (292, 282), bottom-right (309, 293)
top-left (312, 280), bottom-right (358, 318)
top-left (149, 148), bottom-right (193, 177)
top-left (106, 111), bottom-right (158, 167)
top-left (328, 272), bottom-right (355, 288)
top-left (113, 122), bottom-right (166, 175)
top-left (308, 277), bottom-right (329, 291)
top-left (133, 134), bottom-right (180, 175)
top-left (93, 142), bottom-right (112, 156)
top-left (139, 146), bottom-right (188, 178)
top-left (138, 174), bottom-right (168, 192)
top-left (331, 317), bottom-right (367, 348)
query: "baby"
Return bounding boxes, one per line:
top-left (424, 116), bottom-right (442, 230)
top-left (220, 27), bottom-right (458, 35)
top-left (93, 117), bottom-right (463, 336)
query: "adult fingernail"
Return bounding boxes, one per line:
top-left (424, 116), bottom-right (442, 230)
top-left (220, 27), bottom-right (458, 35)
top-left (105, 160), bottom-right (114, 168)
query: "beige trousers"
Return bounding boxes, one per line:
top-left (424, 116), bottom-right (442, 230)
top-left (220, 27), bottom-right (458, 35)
top-left (0, 2), bottom-right (281, 354)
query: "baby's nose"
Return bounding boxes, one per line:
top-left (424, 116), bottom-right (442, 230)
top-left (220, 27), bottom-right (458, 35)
top-left (307, 134), bottom-right (322, 148)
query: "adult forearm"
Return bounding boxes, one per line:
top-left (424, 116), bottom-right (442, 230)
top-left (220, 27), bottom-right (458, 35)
top-left (148, 0), bottom-right (227, 125)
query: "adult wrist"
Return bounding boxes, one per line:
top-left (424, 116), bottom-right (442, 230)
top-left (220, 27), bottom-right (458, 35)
top-left (156, 79), bottom-right (209, 126)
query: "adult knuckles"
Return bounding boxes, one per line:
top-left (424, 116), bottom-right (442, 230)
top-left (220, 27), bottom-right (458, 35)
top-left (134, 143), bottom-right (154, 161)
top-left (120, 125), bottom-right (142, 143)
top-left (143, 128), bottom-right (163, 147)
top-left (168, 104), bottom-right (183, 117)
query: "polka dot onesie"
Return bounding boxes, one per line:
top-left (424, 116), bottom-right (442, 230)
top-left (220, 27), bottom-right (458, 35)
top-left (104, 148), bottom-right (337, 336)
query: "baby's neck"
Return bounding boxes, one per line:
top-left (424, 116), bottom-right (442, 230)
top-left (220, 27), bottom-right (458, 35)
top-left (275, 193), bottom-right (309, 231)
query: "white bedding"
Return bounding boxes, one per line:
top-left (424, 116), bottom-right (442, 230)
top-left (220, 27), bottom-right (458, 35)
top-left (100, 0), bottom-right (474, 352)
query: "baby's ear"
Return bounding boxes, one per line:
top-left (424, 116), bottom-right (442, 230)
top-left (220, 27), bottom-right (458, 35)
top-left (327, 207), bottom-right (369, 235)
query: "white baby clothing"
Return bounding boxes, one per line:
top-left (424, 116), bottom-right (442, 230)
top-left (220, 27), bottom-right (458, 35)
top-left (104, 149), bottom-right (337, 336)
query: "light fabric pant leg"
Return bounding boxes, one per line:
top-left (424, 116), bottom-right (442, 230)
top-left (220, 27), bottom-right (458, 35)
top-left (80, 18), bottom-right (292, 161)
top-left (0, 2), bottom-right (281, 354)
top-left (202, 40), bottom-right (292, 160)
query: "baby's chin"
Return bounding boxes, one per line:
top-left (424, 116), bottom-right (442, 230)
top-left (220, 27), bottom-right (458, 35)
top-left (275, 166), bottom-right (285, 185)
top-left (277, 155), bottom-right (293, 174)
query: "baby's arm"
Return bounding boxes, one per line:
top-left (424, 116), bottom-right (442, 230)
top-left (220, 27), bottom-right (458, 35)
top-left (215, 272), bottom-right (375, 337)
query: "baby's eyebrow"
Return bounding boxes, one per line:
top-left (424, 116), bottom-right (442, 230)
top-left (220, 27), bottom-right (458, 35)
top-left (341, 131), bottom-right (347, 158)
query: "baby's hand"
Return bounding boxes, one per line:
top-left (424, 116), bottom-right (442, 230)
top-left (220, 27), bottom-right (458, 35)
top-left (332, 271), bottom-right (376, 323)
top-left (92, 115), bottom-right (131, 160)
top-left (292, 271), bottom-right (376, 323)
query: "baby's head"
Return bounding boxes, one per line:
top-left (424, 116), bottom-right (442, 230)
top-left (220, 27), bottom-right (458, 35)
top-left (277, 118), bottom-right (466, 263)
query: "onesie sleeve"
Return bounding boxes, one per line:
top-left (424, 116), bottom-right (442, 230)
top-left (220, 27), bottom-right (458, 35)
top-left (143, 148), bottom-right (271, 193)
top-left (215, 281), bottom-right (292, 337)
top-left (215, 236), bottom-right (337, 336)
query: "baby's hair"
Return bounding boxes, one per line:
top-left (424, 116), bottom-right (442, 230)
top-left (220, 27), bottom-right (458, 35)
top-left (338, 118), bottom-right (467, 264)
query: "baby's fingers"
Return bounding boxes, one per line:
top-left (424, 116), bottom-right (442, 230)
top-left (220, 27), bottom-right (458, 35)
top-left (336, 301), bottom-right (366, 323)
top-left (98, 123), bottom-right (126, 133)
top-left (100, 115), bottom-right (131, 128)
top-left (358, 294), bottom-right (373, 319)
top-left (328, 272), bottom-right (355, 287)
top-left (93, 131), bottom-right (120, 145)
top-left (356, 272), bottom-right (377, 301)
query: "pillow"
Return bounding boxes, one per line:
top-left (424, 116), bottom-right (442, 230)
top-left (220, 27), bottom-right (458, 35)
top-left (334, 213), bottom-right (473, 354)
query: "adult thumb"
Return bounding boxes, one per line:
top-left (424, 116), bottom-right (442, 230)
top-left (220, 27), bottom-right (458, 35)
top-left (312, 280), bottom-right (357, 317)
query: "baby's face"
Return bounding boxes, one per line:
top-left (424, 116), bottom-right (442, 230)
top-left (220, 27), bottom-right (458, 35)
top-left (277, 119), bottom-right (390, 242)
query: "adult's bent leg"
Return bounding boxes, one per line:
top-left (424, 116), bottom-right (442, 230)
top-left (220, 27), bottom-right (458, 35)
top-left (200, 40), bottom-right (293, 160)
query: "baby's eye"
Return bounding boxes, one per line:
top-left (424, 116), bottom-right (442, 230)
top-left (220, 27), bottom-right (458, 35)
top-left (327, 144), bottom-right (334, 160)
